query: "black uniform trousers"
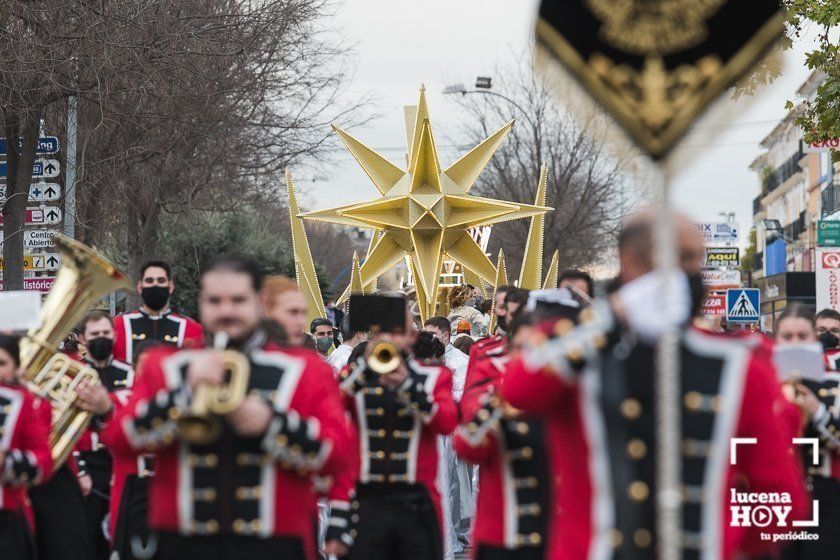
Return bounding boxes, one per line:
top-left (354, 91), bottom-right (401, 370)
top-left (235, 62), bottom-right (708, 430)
top-left (476, 546), bottom-right (546, 560)
top-left (348, 483), bottom-right (442, 560)
top-left (0, 511), bottom-right (36, 560)
top-left (28, 464), bottom-right (92, 560)
top-left (112, 476), bottom-right (155, 560)
top-left (156, 532), bottom-right (305, 560)
top-left (81, 449), bottom-right (112, 560)
top-left (781, 476), bottom-right (840, 560)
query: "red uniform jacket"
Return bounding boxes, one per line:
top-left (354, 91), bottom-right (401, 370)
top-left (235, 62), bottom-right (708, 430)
top-left (0, 382), bottom-right (53, 528)
top-left (113, 308), bottom-right (203, 364)
top-left (104, 336), bottom-right (353, 560)
top-left (502, 317), bottom-right (807, 560)
top-left (454, 339), bottom-right (555, 557)
top-left (337, 358), bottom-right (458, 530)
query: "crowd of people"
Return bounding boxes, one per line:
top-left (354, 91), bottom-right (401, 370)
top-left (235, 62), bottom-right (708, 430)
top-left (0, 209), bottom-right (838, 560)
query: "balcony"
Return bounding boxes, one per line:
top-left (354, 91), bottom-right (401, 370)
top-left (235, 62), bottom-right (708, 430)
top-left (753, 196), bottom-right (763, 216)
top-left (823, 182), bottom-right (840, 218)
top-left (784, 211), bottom-right (806, 241)
top-left (762, 146), bottom-right (804, 194)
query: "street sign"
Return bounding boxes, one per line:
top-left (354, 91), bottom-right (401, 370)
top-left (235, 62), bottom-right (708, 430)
top-left (0, 207), bottom-right (61, 226)
top-left (0, 229), bottom-right (59, 250)
top-left (0, 182), bottom-right (61, 202)
top-left (704, 247), bottom-right (740, 268)
top-left (0, 159), bottom-right (60, 179)
top-left (726, 288), bottom-right (760, 323)
top-left (702, 269), bottom-right (741, 289)
top-left (816, 248), bottom-right (840, 313)
top-left (804, 139), bottom-right (840, 153)
top-left (700, 292), bottom-right (726, 316)
top-left (0, 136), bottom-right (59, 156)
top-left (698, 222), bottom-right (739, 243)
top-left (817, 221), bottom-right (840, 247)
top-left (0, 277), bottom-right (55, 292)
top-left (0, 253), bottom-right (59, 271)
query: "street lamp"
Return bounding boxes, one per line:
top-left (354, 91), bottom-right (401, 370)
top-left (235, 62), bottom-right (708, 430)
top-left (442, 77), bottom-right (538, 130)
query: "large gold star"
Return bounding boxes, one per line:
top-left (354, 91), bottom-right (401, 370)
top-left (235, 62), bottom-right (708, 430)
top-left (302, 87), bottom-right (551, 304)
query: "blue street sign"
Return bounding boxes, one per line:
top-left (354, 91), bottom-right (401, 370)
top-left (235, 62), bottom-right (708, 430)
top-left (0, 136), bottom-right (59, 156)
top-left (726, 288), bottom-right (760, 323)
top-left (0, 159), bottom-right (60, 179)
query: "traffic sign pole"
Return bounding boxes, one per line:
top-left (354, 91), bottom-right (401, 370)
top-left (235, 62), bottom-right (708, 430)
top-left (65, 94), bottom-right (77, 239)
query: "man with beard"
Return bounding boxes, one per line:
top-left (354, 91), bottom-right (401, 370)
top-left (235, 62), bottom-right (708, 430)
top-left (106, 257), bottom-right (353, 560)
top-left (113, 261), bottom-right (203, 363)
top-left (502, 210), bottom-right (806, 559)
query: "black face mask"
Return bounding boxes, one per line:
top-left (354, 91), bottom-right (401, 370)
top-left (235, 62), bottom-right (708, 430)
top-left (87, 337), bottom-right (114, 361)
top-left (141, 286), bottom-right (170, 311)
top-left (818, 331), bottom-right (839, 351)
top-left (496, 315), bottom-right (509, 334)
top-left (688, 272), bottom-right (705, 319)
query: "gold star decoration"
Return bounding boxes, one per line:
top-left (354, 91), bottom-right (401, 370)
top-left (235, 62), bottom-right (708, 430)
top-left (543, 250), bottom-right (560, 289)
top-left (489, 249), bottom-right (508, 335)
top-left (518, 163), bottom-right (550, 290)
top-left (337, 231), bottom-right (379, 307)
top-left (286, 169), bottom-right (327, 325)
top-left (301, 86), bottom-right (551, 305)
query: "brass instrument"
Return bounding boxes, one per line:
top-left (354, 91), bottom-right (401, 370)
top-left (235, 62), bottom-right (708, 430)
top-left (177, 332), bottom-right (250, 445)
top-left (20, 235), bottom-right (132, 467)
top-left (368, 341), bottom-right (400, 375)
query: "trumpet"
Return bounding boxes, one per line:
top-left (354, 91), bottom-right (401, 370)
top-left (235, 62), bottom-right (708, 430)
top-left (368, 341), bottom-right (401, 375)
top-left (176, 332), bottom-right (250, 445)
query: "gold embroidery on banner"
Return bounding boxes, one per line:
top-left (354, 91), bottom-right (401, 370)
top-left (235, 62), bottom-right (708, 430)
top-left (585, 0), bottom-right (726, 56)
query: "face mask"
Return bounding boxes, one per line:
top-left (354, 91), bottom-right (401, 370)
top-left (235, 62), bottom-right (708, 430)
top-left (87, 337), bottom-right (114, 361)
top-left (818, 331), bottom-right (839, 351)
top-left (141, 286), bottom-right (170, 311)
top-left (687, 273), bottom-right (705, 318)
top-left (496, 315), bottom-right (509, 334)
top-left (315, 336), bottom-right (333, 353)
top-left (474, 296), bottom-right (483, 308)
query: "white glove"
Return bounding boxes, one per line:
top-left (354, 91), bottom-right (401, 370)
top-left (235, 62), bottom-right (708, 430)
top-left (614, 269), bottom-right (690, 344)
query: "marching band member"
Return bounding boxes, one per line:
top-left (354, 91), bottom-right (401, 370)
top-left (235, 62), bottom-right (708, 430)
top-left (105, 257), bottom-right (353, 560)
top-left (337, 295), bottom-right (457, 560)
top-left (73, 309), bottom-right (135, 559)
top-left (113, 260), bottom-right (203, 364)
top-left (0, 334), bottom-right (53, 560)
top-left (774, 305), bottom-right (840, 558)
top-left (502, 211), bottom-right (807, 559)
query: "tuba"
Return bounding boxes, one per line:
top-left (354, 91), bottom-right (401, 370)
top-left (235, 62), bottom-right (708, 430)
top-left (19, 235), bottom-right (132, 467)
top-left (176, 332), bottom-right (251, 445)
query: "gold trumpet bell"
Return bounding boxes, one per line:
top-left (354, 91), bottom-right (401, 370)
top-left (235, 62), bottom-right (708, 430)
top-left (20, 234), bottom-right (132, 468)
top-left (368, 341), bottom-right (400, 375)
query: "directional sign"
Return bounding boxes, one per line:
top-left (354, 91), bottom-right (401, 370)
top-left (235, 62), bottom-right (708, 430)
top-left (726, 288), bottom-right (760, 323)
top-left (0, 136), bottom-right (59, 156)
top-left (0, 254), bottom-right (59, 272)
top-left (0, 159), bottom-right (60, 179)
top-left (704, 247), bottom-right (740, 268)
top-left (0, 230), bottom-right (59, 250)
top-left (0, 277), bottom-right (56, 292)
top-left (0, 207), bottom-right (62, 226)
top-left (698, 222), bottom-right (739, 244)
top-left (0, 182), bottom-right (61, 202)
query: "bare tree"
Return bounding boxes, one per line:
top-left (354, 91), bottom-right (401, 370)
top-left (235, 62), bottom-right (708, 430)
top-left (448, 52), bottom-right (634, 278)
top-left (0, 0), bottom-right (367, 289)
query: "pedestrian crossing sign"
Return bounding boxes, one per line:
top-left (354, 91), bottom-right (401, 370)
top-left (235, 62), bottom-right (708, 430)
top-left (726, 288), bottom-right (760, 323)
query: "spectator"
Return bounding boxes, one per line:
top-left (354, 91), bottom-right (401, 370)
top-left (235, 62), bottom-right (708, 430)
top-left (310, 318), bottom-right (335, 357)
top-left (327, 315), bottom-right (368, 373)
top-left (447, 285), bottom-right (484, 337)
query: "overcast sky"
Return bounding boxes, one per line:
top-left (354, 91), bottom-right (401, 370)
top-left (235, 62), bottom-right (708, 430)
top-left (296, 0), bottom-right (818, 253)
